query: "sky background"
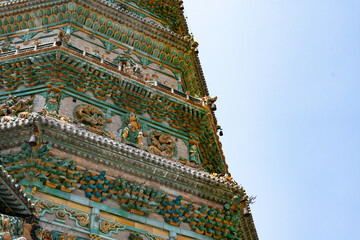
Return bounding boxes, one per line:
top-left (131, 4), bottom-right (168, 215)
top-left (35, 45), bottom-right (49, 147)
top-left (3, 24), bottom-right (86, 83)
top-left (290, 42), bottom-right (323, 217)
top-left (184, 1), bottom-right (360, 239)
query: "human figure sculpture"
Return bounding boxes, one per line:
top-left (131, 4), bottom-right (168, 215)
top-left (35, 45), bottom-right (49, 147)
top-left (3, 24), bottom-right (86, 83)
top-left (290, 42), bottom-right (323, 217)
top-left (125, 61), bottom-right (131, 74)
top-left (137, 132), bottom-right (144, 147)
top-left (44, 88), bottom-right (61, 117)
top-left (188, 135), bottom-right (200, 164)
top-left (145, 73), bottom-right (152, 82)
top-left (122, 127), bottom-right (129, 140)
top-left (122, 112), bottom-right (143, 148)
top-left (133, 64), bottom-right (142, 77)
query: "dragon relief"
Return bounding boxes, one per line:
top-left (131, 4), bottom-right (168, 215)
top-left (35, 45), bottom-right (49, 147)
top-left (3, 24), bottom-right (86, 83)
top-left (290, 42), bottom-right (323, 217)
top-left (31, 229), bottom-right (82, 240)
top-left (99, 220), bottom-right (125, 234)
top-left (0, 94), bottom-right (35, 122)
top-left (147, 131), bottom-right (176, 158)
top-left (89, 234), bottom-right (101, 240)
top-left (73, 104), bottom-right (115, 139)
top-left (34, 200), bottom-right (61, 216)
top-left (64, 208), bottom-right (90, 227)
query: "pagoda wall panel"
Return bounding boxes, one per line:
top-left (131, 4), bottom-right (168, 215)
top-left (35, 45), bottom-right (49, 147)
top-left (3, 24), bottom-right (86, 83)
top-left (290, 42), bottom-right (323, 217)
top-left (33, 94), bottom-right (46, 112)
top-left (59, 97), bottom-right (80, 119)
top-left (174, 137), bottom-right (188, 160)
top-left (106, 114), bottom-right (123, 136)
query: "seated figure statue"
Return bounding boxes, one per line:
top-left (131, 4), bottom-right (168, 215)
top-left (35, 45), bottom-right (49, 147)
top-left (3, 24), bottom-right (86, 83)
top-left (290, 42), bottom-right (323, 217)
top-left (122, 112), bottom-right (143, 148)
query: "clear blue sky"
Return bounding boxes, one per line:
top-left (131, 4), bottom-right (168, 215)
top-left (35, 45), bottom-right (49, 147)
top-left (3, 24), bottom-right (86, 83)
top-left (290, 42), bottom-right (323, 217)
top-left (184, 1), bottom-right (360, 239)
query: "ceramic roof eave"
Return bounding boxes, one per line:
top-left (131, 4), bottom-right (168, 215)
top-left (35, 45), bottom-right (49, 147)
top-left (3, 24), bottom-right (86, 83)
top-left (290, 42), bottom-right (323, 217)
top-left (0, 115), bottom-right (244, 205)
top-left (0, 0), bottom-right (190, 49)
top-left (241, 211), bottom-right (259, 240)
top-left (0, 44), bottom-right (207, 115)
top-left (0, 113), bottom-right (258, 239)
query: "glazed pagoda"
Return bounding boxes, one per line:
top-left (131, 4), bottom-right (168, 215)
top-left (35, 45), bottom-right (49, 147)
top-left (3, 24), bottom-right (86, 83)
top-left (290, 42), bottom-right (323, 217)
top-left (0, 0), bottom-right (258, 239)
